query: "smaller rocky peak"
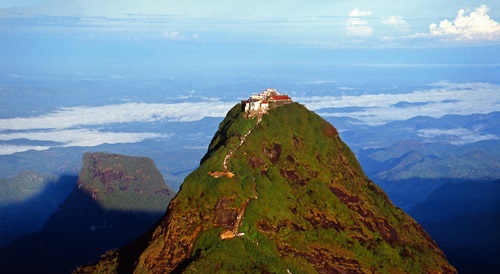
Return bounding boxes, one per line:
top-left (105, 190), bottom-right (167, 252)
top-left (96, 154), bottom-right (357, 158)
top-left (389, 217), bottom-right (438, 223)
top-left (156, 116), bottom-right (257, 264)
top-left (76, 152), bottom-right (173, 212)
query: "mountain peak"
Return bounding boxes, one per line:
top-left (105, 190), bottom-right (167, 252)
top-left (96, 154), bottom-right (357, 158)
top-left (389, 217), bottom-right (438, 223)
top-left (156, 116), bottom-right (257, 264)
top-left (79, 102), bottom-right (455, 273)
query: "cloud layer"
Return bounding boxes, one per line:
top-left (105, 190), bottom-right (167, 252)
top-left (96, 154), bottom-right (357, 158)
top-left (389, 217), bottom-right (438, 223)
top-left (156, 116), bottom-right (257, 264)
top-left (382, 16), bottom-right (410, 32)
top-left (0, 82), bottom-right (498, 155)
top-left (416, 128), bottom-right (497, 145)
top-left (0, 100), bottom-right (234, 155)
top-left (348, 8), bottom-right (372, 17)
top-left (0, 102), bottom-right (234, 131)
top-left (162, 31), bottom-right (200, 41)
top-left (0, 129), bottom-right (170, 147)
top-left (301, 81), bottom-right (500, 125)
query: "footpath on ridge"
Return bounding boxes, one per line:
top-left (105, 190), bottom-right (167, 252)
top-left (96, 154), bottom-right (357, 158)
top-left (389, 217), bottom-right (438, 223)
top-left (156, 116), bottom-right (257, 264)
top-left (209, 112), bottom-right (263, 240)
top-left (210, 113), bottom-right (262, 179)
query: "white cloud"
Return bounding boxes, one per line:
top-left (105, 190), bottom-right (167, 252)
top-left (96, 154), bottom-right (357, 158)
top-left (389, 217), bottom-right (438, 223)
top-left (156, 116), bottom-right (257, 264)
top-left (0, 101), bottom-right (234, 131)
top-left (416, 128), bottom-right (497, 145)
top-left (162, 31), bottom-right (183, 40)
top-left (162, 31), bottom-right (200, 41)
top-left (0, 129), bottom-right (172, 154)
top-left (426, 5), bottom-right (500, 42)
top-left (346, 18), bottom-right (373, 37)
top-left (348, 8), bottom-right (372, 17)
top-left (0, 129), bottom-right (170, 147)
top-left (298, 81), bottom-right (500, 125)
top-left (0, 145), bottom-right (50, 155)
top-left (346, 8), bottom-right (373, 37)
top-left (382, 15), bottom-right (410, 32)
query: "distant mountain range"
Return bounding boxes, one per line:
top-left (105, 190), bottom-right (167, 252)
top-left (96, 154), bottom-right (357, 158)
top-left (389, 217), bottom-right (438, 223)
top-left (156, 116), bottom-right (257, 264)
top-left (0, 153), bottom-right (175, 274)
top-left (328, 111), bottom-right (500, 149)
top-left (356, 138), bottom-right (500, 209)
top-left (323, 112), bottom-right (500, 210)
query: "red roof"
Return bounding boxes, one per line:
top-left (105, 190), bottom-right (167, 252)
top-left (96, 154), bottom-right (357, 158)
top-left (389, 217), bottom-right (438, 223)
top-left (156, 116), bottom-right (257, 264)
top-left (270, 95), bottom-right (291, 100)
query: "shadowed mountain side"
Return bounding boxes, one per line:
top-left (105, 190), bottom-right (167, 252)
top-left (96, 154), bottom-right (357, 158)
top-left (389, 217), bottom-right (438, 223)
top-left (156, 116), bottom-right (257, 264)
top-left (0, 186), bottom-right (166, 274)
top-left (353, 137), bottom-right (500, 211)
top-left (375, 177), bottom-right (473, 211)
top-left (408, 180), bottom-right (500, 273)
top-left (74, 201), bottom-right (177, 274)
top-left (0, 173), bottom-right (77, 247)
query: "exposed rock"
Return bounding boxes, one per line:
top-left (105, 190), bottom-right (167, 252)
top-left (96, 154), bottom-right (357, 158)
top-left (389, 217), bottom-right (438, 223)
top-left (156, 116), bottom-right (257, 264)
top-left (263, 143), bottom-right (281, 164)
top-left (220, 230), bottom-right (236, 240)
top-left (209, 171), bottom-right (235, 178)
top-left (213, 197), bottom-right (238, 230)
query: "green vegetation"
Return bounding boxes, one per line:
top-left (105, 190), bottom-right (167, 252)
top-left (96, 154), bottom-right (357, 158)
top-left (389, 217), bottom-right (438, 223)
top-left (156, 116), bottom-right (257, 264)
top-left (0, 171), bottom-right (61, 205)
top-left (81, 102), bottom-right (455, 273)
top-left (188, 236), bottom-right (288, 273)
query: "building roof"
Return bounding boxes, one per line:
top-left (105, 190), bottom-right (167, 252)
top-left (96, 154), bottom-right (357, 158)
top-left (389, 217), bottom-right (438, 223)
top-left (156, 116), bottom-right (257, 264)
top-left (270, 95), bottom-right (291, 101)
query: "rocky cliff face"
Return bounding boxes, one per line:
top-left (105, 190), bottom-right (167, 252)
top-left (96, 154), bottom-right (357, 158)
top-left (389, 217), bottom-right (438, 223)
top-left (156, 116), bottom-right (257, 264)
top-left (0, 153), bottom-right (174, 274)
top-left (50, 152), bottom-right (173, 223)
top-left (79, 103), bottom-right (455, 273)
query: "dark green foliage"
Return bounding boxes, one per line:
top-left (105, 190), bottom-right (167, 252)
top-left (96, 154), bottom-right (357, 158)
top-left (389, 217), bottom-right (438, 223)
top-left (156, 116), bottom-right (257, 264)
top-left (188, 236), bottom-right (288, 273)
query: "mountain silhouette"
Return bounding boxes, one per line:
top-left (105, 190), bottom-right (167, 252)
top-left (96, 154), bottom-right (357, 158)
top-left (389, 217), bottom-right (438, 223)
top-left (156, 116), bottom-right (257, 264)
top-left (409, 180), bottom-right (500, 273)
top-left (0, 172), bottom-right (76, 247)
top-left (77, 102), bottom-right (455, 273)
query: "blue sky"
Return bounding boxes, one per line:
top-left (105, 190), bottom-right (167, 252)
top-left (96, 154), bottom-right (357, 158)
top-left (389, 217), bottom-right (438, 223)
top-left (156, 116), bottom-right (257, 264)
top-left (1, 1), bottom-right (499, 44)
top-left (1, 1), bottom-right (499, 76)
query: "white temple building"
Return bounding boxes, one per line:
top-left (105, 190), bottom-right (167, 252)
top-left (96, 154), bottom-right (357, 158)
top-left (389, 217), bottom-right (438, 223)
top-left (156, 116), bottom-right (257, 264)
top-left (243, 88), bottom-right (292, 114)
